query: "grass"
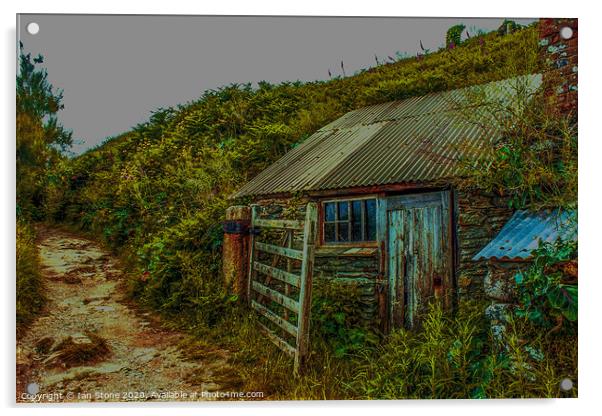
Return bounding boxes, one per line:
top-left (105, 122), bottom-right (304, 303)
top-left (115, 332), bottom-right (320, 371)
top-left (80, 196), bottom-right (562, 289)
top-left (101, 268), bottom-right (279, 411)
top-left (172, 299), bottom-right (577, 400)
top-left (48, 332), bottom-right (111, 368)
top-left (16, 219), bottom-right (45, 333)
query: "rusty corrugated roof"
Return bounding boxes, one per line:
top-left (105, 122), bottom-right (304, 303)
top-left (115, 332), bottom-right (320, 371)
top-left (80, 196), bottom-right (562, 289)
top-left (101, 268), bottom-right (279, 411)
top-left (233, 74), bottom-right (542, 199)
top-left (472, 210), bottom-right (577, 261)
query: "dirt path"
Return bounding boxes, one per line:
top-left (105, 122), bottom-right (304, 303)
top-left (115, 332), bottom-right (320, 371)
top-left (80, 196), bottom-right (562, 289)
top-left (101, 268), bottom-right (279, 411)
top-left (16, 227), bottom-right (237, 402)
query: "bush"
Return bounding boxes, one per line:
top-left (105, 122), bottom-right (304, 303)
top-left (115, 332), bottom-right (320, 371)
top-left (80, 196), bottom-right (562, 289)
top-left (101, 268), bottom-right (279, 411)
top-left (131, 204), bottom-right (237, 328)
top-left (514, 233), bottom-right (578, 331)
top-left (351, 301), bottom-right (487, 399)
top-left (311, 279), bottom-right (379, 357)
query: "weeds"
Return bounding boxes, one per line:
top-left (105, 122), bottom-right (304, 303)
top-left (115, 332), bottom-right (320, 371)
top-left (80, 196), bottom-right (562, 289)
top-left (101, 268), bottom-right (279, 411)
top-left (47, 332), bottom-right (111, 368)
top-left (514, 235), bottom-right (578, 331)
top-left (352, 301), bottom-right (576, 399)
top-left (205, 300), bottom-right (577, 399)
top-left (16, 220), bottom-right (44, 332)
top-left (458, 74), bottom-right (577, 211)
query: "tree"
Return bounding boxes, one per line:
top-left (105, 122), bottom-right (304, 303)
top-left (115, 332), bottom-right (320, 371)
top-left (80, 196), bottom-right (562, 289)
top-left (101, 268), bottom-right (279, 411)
top-left (497, 20), bottom-right (522, 36)
top-left (16, 42), bottom-right (72, 219)
top-left (446, 24), bottom-right (466, 48)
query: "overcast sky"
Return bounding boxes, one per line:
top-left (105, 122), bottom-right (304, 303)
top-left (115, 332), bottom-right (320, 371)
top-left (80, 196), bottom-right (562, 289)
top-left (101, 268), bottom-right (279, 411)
top-left (17, 15), bottom-right (537, 155)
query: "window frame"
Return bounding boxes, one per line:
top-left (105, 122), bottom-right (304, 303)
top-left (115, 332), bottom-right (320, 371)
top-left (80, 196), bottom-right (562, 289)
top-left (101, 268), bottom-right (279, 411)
top-left (320, 195), bottom-right (379, 247)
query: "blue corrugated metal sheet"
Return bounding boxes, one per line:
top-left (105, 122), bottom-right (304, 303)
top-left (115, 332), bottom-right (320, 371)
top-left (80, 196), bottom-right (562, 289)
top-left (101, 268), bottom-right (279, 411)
top-left (472, 210), bottom-right (577, 261)
top-left (233, 74), bottom-right (542, 199)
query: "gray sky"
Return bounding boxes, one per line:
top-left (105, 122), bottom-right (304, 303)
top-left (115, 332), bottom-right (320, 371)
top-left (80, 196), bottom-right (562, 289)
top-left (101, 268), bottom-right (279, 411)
top-left (17, 15), bottom-right (537, 155)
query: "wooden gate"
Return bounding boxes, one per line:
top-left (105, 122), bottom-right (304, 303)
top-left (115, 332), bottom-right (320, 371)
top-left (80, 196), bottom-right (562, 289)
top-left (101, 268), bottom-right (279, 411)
top-left (247, 202), bottom-right (317, 373)
top-left (387, 191), bottom-right (453, 329)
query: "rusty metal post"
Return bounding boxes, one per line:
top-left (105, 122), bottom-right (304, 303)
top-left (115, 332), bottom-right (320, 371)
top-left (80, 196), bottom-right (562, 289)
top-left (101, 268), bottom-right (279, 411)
top-left (222, 205), bottom-right (251, 300)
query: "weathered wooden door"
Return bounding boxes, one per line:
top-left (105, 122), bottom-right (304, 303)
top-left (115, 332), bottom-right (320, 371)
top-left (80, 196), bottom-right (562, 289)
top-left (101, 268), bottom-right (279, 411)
top-left (387, 191), bottom-right (452, 329)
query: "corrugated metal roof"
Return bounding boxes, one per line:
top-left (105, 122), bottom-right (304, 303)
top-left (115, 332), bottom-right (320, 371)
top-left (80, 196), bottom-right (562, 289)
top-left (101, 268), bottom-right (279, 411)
top-left (233, 74), bottom-right (542, 199)
top-left (472, 210), bottom-right (577, 261)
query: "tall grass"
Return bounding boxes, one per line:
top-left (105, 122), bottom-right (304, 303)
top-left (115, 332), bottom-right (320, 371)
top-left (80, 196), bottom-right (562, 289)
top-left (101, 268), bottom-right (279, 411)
top-left (16, 220), bottom-right (44, 332)
top-left (353, 302), bottom-right (576, 399)
top-left (197, 300), bottom-right (577, 399)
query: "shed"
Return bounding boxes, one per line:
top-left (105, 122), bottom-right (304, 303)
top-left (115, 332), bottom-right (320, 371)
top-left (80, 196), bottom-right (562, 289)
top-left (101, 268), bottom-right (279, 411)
top-left (223, 74), bottom-right (543, 342)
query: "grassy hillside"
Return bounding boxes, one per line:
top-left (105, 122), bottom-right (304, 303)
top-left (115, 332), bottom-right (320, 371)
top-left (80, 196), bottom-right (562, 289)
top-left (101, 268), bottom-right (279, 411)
top-left (48, 25), bottom-right (541, 321)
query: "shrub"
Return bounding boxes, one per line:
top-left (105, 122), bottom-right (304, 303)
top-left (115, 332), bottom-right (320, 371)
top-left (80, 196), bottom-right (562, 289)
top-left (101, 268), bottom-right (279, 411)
top-left (132, 204), bottom-right (237, 328)
top-left (311, 279), bottom-right (379, 357)
top-left (17, 44), bottom-right (71, 221)
top-left (514, 233), bottom-right (578, 331)
top-left (351, 301), bottom-right (487, 399)
top-left (446, 24), bottom-right (466, 48)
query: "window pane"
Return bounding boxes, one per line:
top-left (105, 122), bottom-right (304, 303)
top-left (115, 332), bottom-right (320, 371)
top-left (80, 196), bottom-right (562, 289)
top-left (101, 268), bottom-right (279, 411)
top-left (323, 198), bottom-right (378, 244)
top-left (365, 199), bottom-right (376, 241)
top-left (338, 201), bottom-right (349, 221)
top-left (338, 222), bottom-right (349, 242)
top-left (324, 223), bottom-right (336, 242)
top-left (324, 202), bottom-right (336, 222)
top-left (351, 200), bottom-right (363, 241)
top-left (352, 222), bottom-right (363, 241)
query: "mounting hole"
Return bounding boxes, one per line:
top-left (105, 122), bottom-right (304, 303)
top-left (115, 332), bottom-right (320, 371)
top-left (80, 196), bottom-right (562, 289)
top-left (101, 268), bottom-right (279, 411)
top-left (26, 22), bottom-right (40, 35)
top-left (26, 382), bottom-right (40, 395)
top-left (560, 378), bottom-right (573, 391)
top-left (560, 26), bottom-right (573, 40)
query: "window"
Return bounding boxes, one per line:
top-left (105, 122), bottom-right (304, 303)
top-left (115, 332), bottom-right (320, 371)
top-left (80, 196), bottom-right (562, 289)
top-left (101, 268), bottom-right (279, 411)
top-left (323, 198), bottom-right (377, 243)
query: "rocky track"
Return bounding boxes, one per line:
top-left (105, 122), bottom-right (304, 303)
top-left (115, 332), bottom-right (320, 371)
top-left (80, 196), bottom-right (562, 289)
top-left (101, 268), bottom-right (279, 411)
top-left (16, 227), bottom-right (235, 403)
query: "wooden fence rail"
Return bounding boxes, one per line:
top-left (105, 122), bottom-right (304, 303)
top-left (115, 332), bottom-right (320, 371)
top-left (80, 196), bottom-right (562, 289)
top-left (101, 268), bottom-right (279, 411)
top-left (247, 202), bottom-right (317, 373)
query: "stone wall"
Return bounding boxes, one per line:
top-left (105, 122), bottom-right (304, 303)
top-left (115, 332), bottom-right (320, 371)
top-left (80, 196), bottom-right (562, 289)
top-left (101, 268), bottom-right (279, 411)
top-left (455, 189), bottom-right (513, 298)
top-left (455, 189), bottom-right (519, 337)
top-left (482, 261), bottom-right (531, 339)
top-left (480, 17), bottom-right (579, 335)
top-left (483, 262), bottom-right (523, 303)
top-left (539, 18), bottom-right (578, 118)
top-left (314, 253), bottom-right (380, 324)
